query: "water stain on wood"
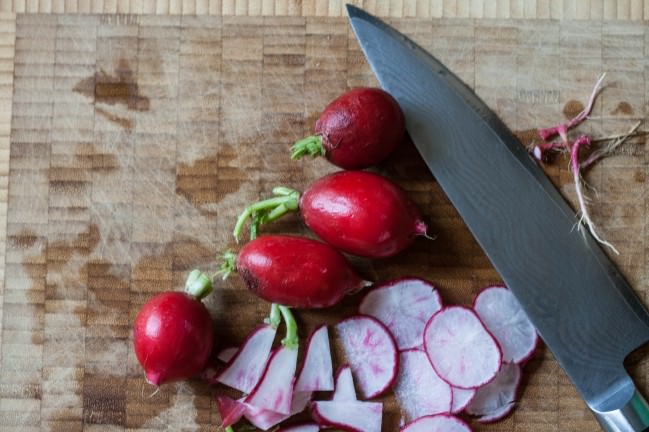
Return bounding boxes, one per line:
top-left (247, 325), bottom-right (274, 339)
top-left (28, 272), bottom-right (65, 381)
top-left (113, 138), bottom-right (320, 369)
top-left (563, 99), bottom-right (585, 119)
top-left (75, 144), bottom-right (120, 173)
top-left (612, 101), bottom-right (633, 116)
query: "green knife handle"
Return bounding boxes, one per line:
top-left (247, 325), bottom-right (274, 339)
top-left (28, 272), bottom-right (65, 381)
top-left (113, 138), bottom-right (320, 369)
top-left (594, 389), bottom-right (649, 432)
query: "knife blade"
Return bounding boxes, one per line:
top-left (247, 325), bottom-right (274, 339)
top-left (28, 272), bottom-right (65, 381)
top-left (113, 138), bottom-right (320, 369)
top-left (346, 5), bottom-right (649, 431)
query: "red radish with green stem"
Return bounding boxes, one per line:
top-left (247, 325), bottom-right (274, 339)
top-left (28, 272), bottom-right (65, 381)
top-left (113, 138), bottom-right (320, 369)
top-left (233, 171), bottom-right (428, 258)
top-left (219, 235), bottom-right (368, 309)
top-left (291, 87), bottom-right (405, 169)
top-left (132, 270), bottom-right (215, 386)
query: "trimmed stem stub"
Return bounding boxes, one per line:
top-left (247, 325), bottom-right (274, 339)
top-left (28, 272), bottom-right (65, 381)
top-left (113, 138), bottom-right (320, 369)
top-left (233, 187), bottom-right (301, 242)
top-left (291, 135), bottom-right (325, 160)
top-left (184, 269), bottom-right (213, 300)
top-left (217, 250), bottom-right (237, 280)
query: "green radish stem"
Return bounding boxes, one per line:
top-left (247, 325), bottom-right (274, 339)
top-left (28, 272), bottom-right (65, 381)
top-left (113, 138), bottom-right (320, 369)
top-left (184, 269), bottom-right (213, 300)
top-left (266, 303), bottom-right (282, 329)
top-left (225, 427), bottom-right (234, 432)
top-left (279, 305), bottom-right (299, 350)
top-left (291, 135), bottom-right (325, 160)
top-left (233, 187), bottom-right (300, 242)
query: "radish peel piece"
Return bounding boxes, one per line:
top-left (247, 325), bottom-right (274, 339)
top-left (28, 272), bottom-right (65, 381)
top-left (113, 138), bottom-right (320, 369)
top-left (215, 395), bottom-right (246, 428)
top-left (466, 362), bottom-right (521, 423)
top-left (217, 324), bottom-right (277, 393)
top-left (473, 285), bottom-right (538, 364)
top-left (311, 400), bottom-right (382, 432)
top-left (332, 365), bottom-right (357, 401)
top-left (295, 325), bottom-right (334, 392)
top-left (245, 346), bottom-right (298, 414)
top-left (335, 315), bottom-right (399, 399)
top-left (394, 349), bottom-right (452, 420)
top-left (359, 277), bottom-right (443, 350)
top-left (424, 306), bottom-right (502, 389)
top-left (400, 414), bottom-right (472, 432)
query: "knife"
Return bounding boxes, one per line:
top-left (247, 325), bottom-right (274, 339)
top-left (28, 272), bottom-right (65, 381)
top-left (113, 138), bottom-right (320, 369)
top-left (346, 5), bottom-right (649, 432)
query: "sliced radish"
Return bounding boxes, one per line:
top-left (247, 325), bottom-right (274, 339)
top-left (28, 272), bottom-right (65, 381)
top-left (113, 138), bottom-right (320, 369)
top-left (215, 395), bottom-right (246, 428)
top-left (311, 400), bottom-right (382, 432)
top-left (295, 325), bottom-right (334, 392)
top-left (243, 391), bottom-right (311, 430)
top-left (400, 414), bottom-right (472, 432)
top-left (450, 386), bottom-right (476, 413)
top-left (465, 362), bottom-right (521, 423)
top-left (245, 346), bottom-right (298, 414)
top-left (332, 365), bottom-right (357, 401)
top-left (359, 277), bottom-right (443, 350)
top-left (394, 349), bottom-right (452, 420)
top-left (217, 346), bottom-right (239, 363)
top-left (424, 306), bottom-right (502, 389)
top-left (217, 324), bottom-right (277, 393)
top-left (335, 315), bottom-right (398, 399)
top-left (278, 423), bottom-right (320, 432)
top-left (473, 285), bottom-right (539, 363)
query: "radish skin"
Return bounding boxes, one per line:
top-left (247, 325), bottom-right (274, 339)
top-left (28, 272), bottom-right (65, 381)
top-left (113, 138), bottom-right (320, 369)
top-left (295, 325), bottom-right (334, 392)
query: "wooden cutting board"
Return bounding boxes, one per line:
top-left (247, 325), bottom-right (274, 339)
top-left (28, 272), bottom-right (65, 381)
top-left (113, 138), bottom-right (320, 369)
top-left (1, 7), bottom-right (648, 432)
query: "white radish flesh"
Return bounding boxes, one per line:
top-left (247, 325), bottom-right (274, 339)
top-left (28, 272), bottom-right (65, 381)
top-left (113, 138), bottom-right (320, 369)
top-left (217, 324), bottom-right (277, 393)
top-left (295, 325), bottom-right (334, 392)
top-left (424, 306), bottom-right (502, 389)
top-left (278, 423), bottom-right (320, 432)
top-left (332, 365), bottom-right (357, 401)
top-left (217, 346), bottom-right (239, 363)
top-left (394, 349), bottom-right (452, 420)
top-left (466, 362), bottom-right (521, 423)
top-left (451, 386), bottom-right (476, 413)
top-left (473, 285), bottom-right (539, 363)
top-left (335, 315), bottom-right (399, 399)
top-left (359, 277), bottom-right (443, 350)
top-left (242, 391), bottom-right (312, 430)
top-left (311, 400), bottom-right (382, 432)
top-left (245, 346), bottom-right (298, 414)
top-left (400, 414), bottom-right (472, 432)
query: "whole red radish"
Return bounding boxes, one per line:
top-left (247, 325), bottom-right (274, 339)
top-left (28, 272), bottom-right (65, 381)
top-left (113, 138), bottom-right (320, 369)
top-left (221, 235), bottom-right (367, 308)
top-left (234, 171), bottom-right (428, 258)
top-left (133, 270), bottom-right (215, 386)
top-left (291, 87), bottom-right (405, 169)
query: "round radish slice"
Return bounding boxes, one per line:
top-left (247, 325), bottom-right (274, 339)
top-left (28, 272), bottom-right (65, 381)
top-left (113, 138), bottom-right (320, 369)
top-left (400, 414), bottom-right (472, 432)
top-left (450, 386), bottom-right (476, 413)
top-left (359, 278), bottom-right (443, 350)
top-left (424, 306), bottom-right (502, 389)
top-left (335, 315), bottom-right (399, 399)
top-left (394, 349), bottom-right (452, 420)
top-left (465, 362), bottom-right (521, 423)
top-left (473, 285), bottom-right (538, 363)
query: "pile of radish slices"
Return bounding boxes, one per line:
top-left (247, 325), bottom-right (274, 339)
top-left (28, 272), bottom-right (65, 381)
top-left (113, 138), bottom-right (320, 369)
top-left (210, 278), bottom-right (538, 431)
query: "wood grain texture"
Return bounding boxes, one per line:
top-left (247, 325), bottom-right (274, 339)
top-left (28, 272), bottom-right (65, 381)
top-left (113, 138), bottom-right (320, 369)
top-left (1, 11), bottom-right (649, 432)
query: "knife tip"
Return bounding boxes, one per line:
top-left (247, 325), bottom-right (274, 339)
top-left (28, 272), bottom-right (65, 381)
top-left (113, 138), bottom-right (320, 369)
top-left (345, 3), bottom-right (364, 18)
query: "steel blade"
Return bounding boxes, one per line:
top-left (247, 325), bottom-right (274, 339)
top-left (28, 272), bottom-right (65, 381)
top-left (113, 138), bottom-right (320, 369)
top-left (347, 4), bottom-right (649, 413)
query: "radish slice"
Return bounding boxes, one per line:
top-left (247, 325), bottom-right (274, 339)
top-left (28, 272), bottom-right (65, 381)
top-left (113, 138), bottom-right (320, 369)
top-left (424, 306), bottom-right (502, 389)
top-left (295, 325), bottom-right (334, 392)
top-left (358, 277), bottom-right (443, 350)
top-left (450, 386), bottom-right (476, 413)
top-left (217, 346), bottom-right (239, 363)
top-left (279, 423), bottom-right (320, 432)
top-left (332, 365), bottom-right (357, 401)
top-left (473, 285), bottom-right (539, 363)
top-left (243, 391), bottom-right (311, 430)
top-left (245, 346), bottom-right (298, 414)
top-left (465, 362), bottom-right (521, 423)
top-left (335, 315), bottom-right (399, 399)
top-left (311, 400), bottom-right (382, 432)
top-left (400, 414), bottom-right (472, 432)
top-left (217, 324), bottom-right (277, 393)
top-left (394, 349), bottom-right (452, 420)
top-left (215, 395), bottom-right (246, 428)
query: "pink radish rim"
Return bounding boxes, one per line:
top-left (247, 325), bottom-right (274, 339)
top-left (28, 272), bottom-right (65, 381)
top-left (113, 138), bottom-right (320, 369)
top-left (294, 323), bottom-right (329, 386)
top-left (217, 323), bottom-right (274, 378)
top-left (399, 413), bottom-right (473, 431)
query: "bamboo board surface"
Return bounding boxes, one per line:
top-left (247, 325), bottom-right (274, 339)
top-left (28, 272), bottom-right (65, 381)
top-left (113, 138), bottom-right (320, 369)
top-left (1, 3), bottom-right (649, 432)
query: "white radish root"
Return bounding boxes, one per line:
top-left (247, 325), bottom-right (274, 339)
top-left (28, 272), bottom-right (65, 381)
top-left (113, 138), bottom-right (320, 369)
top-left (311, 400), bottom-right (383, 432)
top-left (400, 414), bottom-right (473, 432)
top-left (332, 365), bottom-right (358, 402)
top-left (466, 362), bottom-right (521, 423)
top-left (295, 325), bottom-right (334, 392)
top-left (245, 346), bottom-right (298, 415)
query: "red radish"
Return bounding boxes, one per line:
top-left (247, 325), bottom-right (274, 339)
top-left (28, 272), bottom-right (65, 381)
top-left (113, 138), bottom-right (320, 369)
top-left (335, 315), bottom-right (399, 399)
top-left (133, 270), bottom-right (214, 386)
top-left (291, 87), bottom-right (405, 169)
top-left (311, 400), bottom-right (383, 432)
top-left (245, 346), bottom-right (298, 414)
top-left (233, 171), bottom-right (428, 259)
top-left (451, 386), bottom-right (476, 414)
top-left (242, 391), bottom-right (312, 430)
top-left (215, 395), bottom-right (246, 428)
top-left (278, 423), bottom-right (320, 432)
top-left (332, 365), bottom-right (357, 401)
top-left (216, 324), bottom-right (276, 392)
top-left (424, 306), bottom-right (502, 389)
top-left (221, 235), bottom-right (367, 308)
top-left (359, 278), bottom-right (442, 349)
top-left (473, 285), bottom-right (538, 364)
top-left (400, 414), bottom-right (472, 432)
top-left (394, 349), bottom-right (452, 420)
top-left (295, 325), bottom-right (334, 392)
top-left (465, 362), bottom-right (521, 423)
top-left (217, 346), bottom-right (239, 363)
